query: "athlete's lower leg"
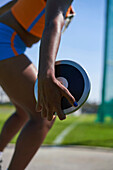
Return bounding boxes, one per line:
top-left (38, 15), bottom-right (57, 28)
top-left (0, 109), bottom-right (28, 152)
top-left (8, 114), bottom-right (55, 170)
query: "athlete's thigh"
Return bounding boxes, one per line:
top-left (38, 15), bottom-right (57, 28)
top-left (0, 54), bottom-right (38, 116)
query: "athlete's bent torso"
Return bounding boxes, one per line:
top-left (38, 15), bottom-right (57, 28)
top-left (0, 0), bottom-right (73, 47)
top-left (0, 11), bottom-right (40, 47)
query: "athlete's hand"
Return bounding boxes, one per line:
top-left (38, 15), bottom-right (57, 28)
top-left (36, 72), bottom-right (77, 121)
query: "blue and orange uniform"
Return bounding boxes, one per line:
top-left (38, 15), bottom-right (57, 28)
top-left (11, 0), bottom-right (46, 38)
top-left (11, 0), bottom-right (73, 38)
top-left (0, 0), bottom-right (73, 61)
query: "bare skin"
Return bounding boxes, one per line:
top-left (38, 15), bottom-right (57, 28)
top-left (0, 1), bottom-right (32, 153)
top-left (0, 55), bottom-right (55, 170)
top-left (0, 0), bottom-right (75, 154)
top-left (0, 9), bottom-right (55, 169)
top-left (0, 104), bottom-right (29, 152)
top-left (0, 1), bottom-right (41, 153)
top-left (37, 0), bottom-right (75, 120)
top-left (0, 0), bottom-right (76, 169)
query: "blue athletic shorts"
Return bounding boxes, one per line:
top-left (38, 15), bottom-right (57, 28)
top-left (0, 23), bottom-right (26, 61)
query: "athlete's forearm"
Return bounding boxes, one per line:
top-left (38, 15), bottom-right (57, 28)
top-left (38, 0), bottom-right (73, 78)
top-left (36, 0), bottom-right (75, 121)
top-left (38, 14), bottom-right (64, 78)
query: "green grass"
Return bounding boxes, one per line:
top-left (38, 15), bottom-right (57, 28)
top-left (62, 120), bottom-right (113, 148)
top-left (1, 104), bottom-right (113, 148)
top-left (44, 115), bottom-right (81, 144)
top-left (0, 104), bottom-right (15, 132)
top-left (44, 114), bottom-right (113, 148)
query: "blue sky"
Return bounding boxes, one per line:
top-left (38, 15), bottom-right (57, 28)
top-left (0, 0), bottom-right (106, 103)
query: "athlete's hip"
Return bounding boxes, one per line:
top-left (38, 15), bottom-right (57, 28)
top-left (0, 22), bottom-right (26, 61)
top-left (0, 11), bottom-right (40, 47)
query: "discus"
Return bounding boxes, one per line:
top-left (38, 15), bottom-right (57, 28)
top-left (34, 60), bottom-right (91, 114)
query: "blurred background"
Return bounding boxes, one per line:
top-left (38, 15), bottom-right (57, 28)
top-left (0, 0), bottom-right (113, 148)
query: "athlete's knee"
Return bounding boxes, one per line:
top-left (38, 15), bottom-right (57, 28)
top-left (15, 105), bottom-right (29, 123)
top-left (44, 117), bottom-right (56, 130)
top-left (29, 112), bottom-right (55, 131)
top-left (15, 111), bottom-right (29, 123)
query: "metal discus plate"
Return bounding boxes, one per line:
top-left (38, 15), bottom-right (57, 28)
top-left (34, 60), bottom-right (91, 115)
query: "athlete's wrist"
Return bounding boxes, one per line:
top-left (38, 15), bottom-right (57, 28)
top-left (38, 66), bottom-right (55, 80)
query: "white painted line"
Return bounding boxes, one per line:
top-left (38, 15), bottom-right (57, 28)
top-left (53, 122), bottom-right (78, 145)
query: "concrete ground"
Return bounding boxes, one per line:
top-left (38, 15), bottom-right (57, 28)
top-left (2, 145), bottom-right (113, 170)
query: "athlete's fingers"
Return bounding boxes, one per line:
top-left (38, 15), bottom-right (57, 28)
top-left (46, 107), bottom-right (54, 121)
top-left (55, 106), bottom-right (66, 120)
top-left (41, 105), bottom-right (47, 118)
top-left (36, 81), bottom-right (45, 112)
top-left (36, 102), bottom-right (42, 112)
top-left (61, 86), bottom-right (78, 107)
top-left (35, 93), bottom-right (42, 112)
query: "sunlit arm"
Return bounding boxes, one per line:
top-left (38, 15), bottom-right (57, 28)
top-left (38, 0), bottom-right (73, 78)
top-left (36, 0), bottom-right (75, 121)
top-left (38, 13), bottom-right (64, 78)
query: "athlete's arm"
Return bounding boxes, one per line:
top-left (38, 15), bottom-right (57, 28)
top-left (39, 0), bottom-right (73, 75)
top-left (0, 0), bottom-right (17, 15)
top-left (36, 0), bottom-right (76, 121)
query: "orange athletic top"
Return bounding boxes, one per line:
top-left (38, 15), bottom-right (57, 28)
top-left (11, 0), bottom-right (73, 38)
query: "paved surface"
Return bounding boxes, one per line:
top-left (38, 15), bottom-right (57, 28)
top-left (2, 145), bottom-right (113, 170)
